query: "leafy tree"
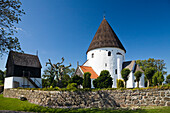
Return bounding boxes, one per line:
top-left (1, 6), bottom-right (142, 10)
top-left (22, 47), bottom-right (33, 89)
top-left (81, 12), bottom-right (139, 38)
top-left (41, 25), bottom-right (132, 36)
top-left (83, 72), bottom-right (91, 88)
top-left (93, 70), bottom-right (113, 88)
top-left (42, 67), bottom-right (55, 87)
top-left (152, 71), bottom-right (164, 86)
top-left (136, 58), bottom-right (167, 75)
top-left (121, 68), bottom-right (130, 88)
top-left (70, 75), bottom-right (83, 87)
top-left (166, 74), bottom-right (170, 84)
top-left (42, 66), bottom-right (73, 88)
top-left (116, 79), bottom-right (124, 88)
top-left (144, 67), bottom-right (156, 87)
top-left (0, 70), bottom-right (5, 84)
top-left (0, 0), bottom-right (25, 55)
top-left (134, 71), bottom-right (142, 88)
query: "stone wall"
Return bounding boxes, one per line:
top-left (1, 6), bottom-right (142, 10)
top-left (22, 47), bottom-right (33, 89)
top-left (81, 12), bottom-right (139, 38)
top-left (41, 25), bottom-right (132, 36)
top-left (3, 89), bottom-right (170, 108)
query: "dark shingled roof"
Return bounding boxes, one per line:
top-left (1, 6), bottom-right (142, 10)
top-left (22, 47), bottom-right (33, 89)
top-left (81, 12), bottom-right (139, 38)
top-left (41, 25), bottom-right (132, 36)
top-left (122, 61), bottom-right (144, 73)
top-left (6, 51), bottom-right (42, 68)
top-left (87, 18), bottom-right (126, 53)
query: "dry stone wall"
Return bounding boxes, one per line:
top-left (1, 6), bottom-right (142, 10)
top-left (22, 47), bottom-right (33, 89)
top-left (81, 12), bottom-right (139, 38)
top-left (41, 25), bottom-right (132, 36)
top-left (3, 89), bottom-right (170, 108)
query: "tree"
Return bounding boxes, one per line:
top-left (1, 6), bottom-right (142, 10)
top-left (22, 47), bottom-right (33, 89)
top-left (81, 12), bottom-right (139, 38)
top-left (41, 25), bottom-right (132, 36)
top-left (42, 66), bottom-right (55, 87)
top-left (144, 67), bottom-right (156, 87)
top-left (121, 68), bottom-right (130, 88)
top-left (134, 71), bottom-right (142, 88)
top-left (0, 70), bottom-right (5, 84)
top-left (70, 75), bottom-right (83, 87)
top-left (136, 58), bottom-right (167, 75)
top-left (83, 72), bottom-right (91, 88)
top-left (116, 79), bottom-right (124, 88)
top-left (93, 70), bottom-right (113, 88)
top-left (166, 74), bottom-right (170, 84)
top-left (152, 71), bottom-right (164, 86)
top-left (0, 0), bottom-right (25, 55)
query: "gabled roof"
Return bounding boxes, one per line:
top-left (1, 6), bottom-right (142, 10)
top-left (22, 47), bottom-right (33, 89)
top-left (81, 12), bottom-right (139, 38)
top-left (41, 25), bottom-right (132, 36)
top-left (80, 66), bottom-right (98, 79)
top-left (6, 51), bottom-right (42, 68)
top-left (122, 60), bottom-right (144, 73)
top-left (87, 18), bottom-right (126, 53)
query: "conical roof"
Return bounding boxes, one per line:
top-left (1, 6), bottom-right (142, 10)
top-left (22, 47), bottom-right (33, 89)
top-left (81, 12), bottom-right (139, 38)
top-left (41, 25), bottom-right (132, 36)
top-left (87, 18), bottom-right (126, 53)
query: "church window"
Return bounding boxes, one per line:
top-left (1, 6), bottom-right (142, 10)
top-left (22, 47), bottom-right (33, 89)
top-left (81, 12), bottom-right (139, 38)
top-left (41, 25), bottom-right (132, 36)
top-left (105, 63), bottom-right (107, 67)
top-left (92, 53), bottom-right (94, 58)
top-left (108, 51), bottom-right (111, 56)
top-left (115, 69), bottom-right (117, 74)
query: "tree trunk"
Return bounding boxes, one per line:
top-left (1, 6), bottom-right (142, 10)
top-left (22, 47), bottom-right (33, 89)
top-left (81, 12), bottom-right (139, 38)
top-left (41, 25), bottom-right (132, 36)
top-left (137, 81), bottom-right (139, 88)
top-left (147, 79), bottom-right (150, 87)
top-left (124, 81), bottom-right (126, 88)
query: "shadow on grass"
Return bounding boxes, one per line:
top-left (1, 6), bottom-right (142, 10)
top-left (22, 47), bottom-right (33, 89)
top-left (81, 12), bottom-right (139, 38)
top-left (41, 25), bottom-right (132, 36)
top-left (23, 106), bottom-right (149, 113)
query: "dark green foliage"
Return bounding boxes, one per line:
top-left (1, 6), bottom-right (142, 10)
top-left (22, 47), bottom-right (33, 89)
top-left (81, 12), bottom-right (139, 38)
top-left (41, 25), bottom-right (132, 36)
top-left (136, 58), bottom-right (167, 86)
top-left (0, 0), bottom-right (25, 55)
top-left (116, 79), bottom-right (124, 88)
top-left (70, 75), bottom-right (83, 87)
top-left (93, 70), bottom-right (113, 88)
top-left (134, 71), bottom-right (142, 88)
top-left (42, 66), bottom-right (72, 88)
top-left (166, 74), bottom-right (170, 84)
top-left (0, 70), bottom-right (5, 84)
top-left (144, 67), bottom-right (156, 87)
top-left (121, 68), bottom-right (130, 88)
top-left (83, 72), bottom-right (91, 88)
top-left (152, 71), bottom-right (164, 86)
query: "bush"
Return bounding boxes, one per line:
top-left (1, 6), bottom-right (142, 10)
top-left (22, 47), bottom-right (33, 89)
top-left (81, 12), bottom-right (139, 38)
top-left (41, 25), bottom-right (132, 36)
top-left (83, 72), bottom-right (91, 88)
top-left (93, 70), bottom-right (113, 88)
top-left (116, 79), bottom-right (124, 88)
top-left (70, 75), bottom-right (83, 87)
top-left (67, 83), bottom-right (77, 90)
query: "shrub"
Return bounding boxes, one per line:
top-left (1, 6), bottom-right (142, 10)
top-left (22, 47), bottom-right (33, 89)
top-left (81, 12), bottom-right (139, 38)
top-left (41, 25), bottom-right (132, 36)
top-left (117, 79), bottom-right (124, 88)
top-left (67, 83), bottom-right (77, 90)
top-left (70, 75), bottom-right (83, 87)
top-left (83, 72), bottom-right (91, 88)
top-left (93, 70), bottom-right (113, 88)
top-left (121, 68), bottom-right (130, 88)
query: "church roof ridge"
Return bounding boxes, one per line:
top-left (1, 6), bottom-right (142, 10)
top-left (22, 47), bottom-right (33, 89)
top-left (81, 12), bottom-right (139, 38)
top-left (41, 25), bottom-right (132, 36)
top-left (86, 18), bottom-right (126, 53)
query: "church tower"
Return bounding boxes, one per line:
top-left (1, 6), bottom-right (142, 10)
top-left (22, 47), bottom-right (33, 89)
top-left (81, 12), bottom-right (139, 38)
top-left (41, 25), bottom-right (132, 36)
top-left (75, 17), bottom-right (145, 88)
top-left (84, 18), bottom-right (126, 87)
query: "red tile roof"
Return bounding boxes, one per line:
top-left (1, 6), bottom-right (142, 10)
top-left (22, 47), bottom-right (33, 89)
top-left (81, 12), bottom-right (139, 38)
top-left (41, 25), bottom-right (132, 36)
top-left (80, 66), bottom-right (98, 79)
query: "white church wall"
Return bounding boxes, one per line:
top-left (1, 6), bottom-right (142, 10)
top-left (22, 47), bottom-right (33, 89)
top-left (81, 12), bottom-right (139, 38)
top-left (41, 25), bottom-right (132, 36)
top-left (127, 72), bottom-right (134, 88)
top-left (117, 55), bottom-right (123, 80)
top-left (134, 73), bottom-right (145, 88)
top-left (4, 77), bottom-right (42, 89)
top-left (4, 77), bottom-right (13, 89)
top-left (87, 47), bottom-right (125, 88)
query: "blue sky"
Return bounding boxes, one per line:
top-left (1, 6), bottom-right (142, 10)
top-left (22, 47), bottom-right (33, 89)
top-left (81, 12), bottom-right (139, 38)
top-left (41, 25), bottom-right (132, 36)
top-left (0, 0), bottom-right (170, 76)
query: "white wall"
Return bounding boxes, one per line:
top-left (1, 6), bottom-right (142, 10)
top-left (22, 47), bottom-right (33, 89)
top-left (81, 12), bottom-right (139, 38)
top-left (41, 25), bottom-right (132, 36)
top-left (87, 47), bottom-right (125, 88)
top-left (4, 77), bottom-right (13, 89)
top-left (126, 72), bottom-right (134, 88)
top-left (4, 77), bottom-right (42, 89)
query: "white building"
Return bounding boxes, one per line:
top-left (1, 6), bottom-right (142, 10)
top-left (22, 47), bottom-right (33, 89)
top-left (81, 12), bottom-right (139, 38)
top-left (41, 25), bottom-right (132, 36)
top-left (4, 51), bottom-right (42, 89)
top-left (75, 18), bottom-right (145, 88)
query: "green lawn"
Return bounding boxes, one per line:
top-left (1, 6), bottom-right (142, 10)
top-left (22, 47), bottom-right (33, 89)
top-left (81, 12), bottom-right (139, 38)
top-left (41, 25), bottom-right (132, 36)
top-left (0, 94), bottom-right (169, 113)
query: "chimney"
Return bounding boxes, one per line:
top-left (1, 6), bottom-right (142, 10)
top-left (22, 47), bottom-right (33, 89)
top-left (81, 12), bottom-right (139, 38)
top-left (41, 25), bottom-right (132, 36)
top-left (77, 61), bottom-right (79, 67)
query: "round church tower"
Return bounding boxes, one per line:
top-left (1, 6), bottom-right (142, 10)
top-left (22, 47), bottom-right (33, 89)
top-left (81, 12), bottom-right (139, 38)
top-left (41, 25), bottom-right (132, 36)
top-left (86, 18), bottom-right (126, 87)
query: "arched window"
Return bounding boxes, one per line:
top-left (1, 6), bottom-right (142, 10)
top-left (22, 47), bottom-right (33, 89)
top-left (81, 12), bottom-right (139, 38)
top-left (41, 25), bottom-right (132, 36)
top-left (108, 51), bottom-right (111, 56)
top-left (92, 53), bottom-right (94, 58)
top-left (115, 69), bottom-right (117, 74)
top-left (105, 63), bottom-right (107, 67)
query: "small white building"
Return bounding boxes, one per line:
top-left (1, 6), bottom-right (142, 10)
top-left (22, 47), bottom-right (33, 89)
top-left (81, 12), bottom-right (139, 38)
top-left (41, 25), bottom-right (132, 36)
top-left (75, 18), bottom-right (145, 88)
top-left (4, 51), bottom-right (42, 89)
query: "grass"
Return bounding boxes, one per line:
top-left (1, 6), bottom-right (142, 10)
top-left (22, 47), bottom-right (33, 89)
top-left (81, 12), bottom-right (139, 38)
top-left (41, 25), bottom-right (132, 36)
top-left (0, 94), bottom-right (170, 113)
